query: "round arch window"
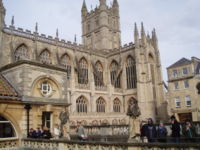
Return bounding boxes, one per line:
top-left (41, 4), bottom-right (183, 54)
top-left (40, 81), bottom-right (52, 97)
top-left (0, 115), bottom-right (16, 138)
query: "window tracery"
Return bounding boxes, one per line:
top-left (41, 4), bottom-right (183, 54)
top-left (126, 56), bottom-right (137, 89)
top-left (40, 50), bottom-right (51, 64)
top-left (113, 98), bottom-right (121, 113)
top-left (60, 54), bottom-right (71, 77)
top-left (14, 44), bottom-right (29, 61)
top-left (76, 96), bottom-right (88, 113)
top-left (110, 61), bottom-right (121, 88)
top-left (94, 61), bottom-right (104, 87)
top-left (78, 58), bottom-right (88, 84)
top-left (96, 97), bottom-right (106, 113)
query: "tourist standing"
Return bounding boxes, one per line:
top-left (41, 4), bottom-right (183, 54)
top-left (182, 120), bottom-right (196, 142)
top-left (77, 122), bottom-right (87, 141)
top-left (146, 118), bottom-right (157, 142)
top-left (53, 124), bottom-right (60, 139)
top-left (42, 127), bottom-right (52, 139)
top-left (35, 127), bottom-right (42, 138)
top-left (170, 116), bottom-right (180, 143)
top-left (157, 121), bottom-right (167, 142)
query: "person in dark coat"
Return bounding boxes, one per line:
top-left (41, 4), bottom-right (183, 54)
top-left (41, 127), bottom-right (52, 139)
top-left (146, 118), bottom-right (157, 142)
top-left (29, 128), bottom-right (37, 138)
top-left (157, 121), bottom-right (167, 142)
top-left (170, 115), bottom-right (180, 143)
top-left (140, 121), bottom-right (148, 142)
top-left (182, 120), bottom-right (196, 142)
top-left (35, 127), bottom-right (42, 138)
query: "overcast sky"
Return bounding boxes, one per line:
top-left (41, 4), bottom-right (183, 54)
top-left (3, 0), bottom-right (200, 81)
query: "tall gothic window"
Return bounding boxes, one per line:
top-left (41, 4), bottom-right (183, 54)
top-left (78, 57), bottom-right (88, 84)
top-left (126, 56), bottom-right (137, 89)
top-left (39, 49), bottom-right (51, 64)
top-left (94, 61), bottom-right (104, 87)
top-left (113, 98), bottom-right (121, 113)
top-left (96, 97), bottom-right (106, 113)
top-left (76, 96), bottom-right (88, 113)
top-left (60, 54), bottom-right (71, 77)
top-left (110, 60), bottom-right (121, 88)
top-left (14, 44), bottom-right (29, 61)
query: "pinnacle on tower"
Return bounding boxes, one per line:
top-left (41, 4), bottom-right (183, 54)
top-left (134, 23), bottom-right (139, 48)
top-left (141, 22), bottom-right (147, 46)
top-left (11, 16), bottom-right (14, 26)
top-left (35, 22), bottom-right (38, 32)
top-left (74, 34), bottom-right (77, 43)
top-left (56, 28), bottom-right (59, 38)
top-left (113, 0), bottom-right (119, 7)
top-left (152, 28), bottom-right (158, 50)
top-left (82, 0), bottom-right (88, 11)
top-left (99, 0), bottom-right (106, 6)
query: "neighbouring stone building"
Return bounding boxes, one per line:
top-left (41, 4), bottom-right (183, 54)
top-left (0, 0), bottom-right (167, 139)
top-left (167, 57), bottom-right (200, 122)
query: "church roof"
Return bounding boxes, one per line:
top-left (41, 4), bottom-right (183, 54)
top-left (0, 73), bottom-right (21, 100)
top-left (168, 58), bottom-right (191, 69)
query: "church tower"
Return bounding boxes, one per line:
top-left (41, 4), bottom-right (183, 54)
top-left (0, 0), bottom-right (5, 65)
top-left (81, 0), bottom-right (121, 50)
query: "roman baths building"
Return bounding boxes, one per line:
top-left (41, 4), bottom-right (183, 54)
top-left (0, 0), bottom-right (167, 139)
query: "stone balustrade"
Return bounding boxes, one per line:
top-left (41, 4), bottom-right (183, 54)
top-left (0, 138), bottom-right (19, 150)
top-left (19, 138), bottom-right (200, 150)
top-left (1, 138), bottom-right (200, 150)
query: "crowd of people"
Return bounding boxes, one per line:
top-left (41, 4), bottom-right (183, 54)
top-left (29, 116), bottom-right (198, 143)
top-left (140, 116), bottom-right (197, 143)
top-left (29, 124), bottom-right (60, 139)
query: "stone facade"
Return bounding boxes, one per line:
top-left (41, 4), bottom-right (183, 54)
top-left (0, 0), bottom-right (167, 138)
top-left (167, 57), bottom-right (200, 122)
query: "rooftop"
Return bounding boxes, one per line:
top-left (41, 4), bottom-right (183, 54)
top-left (0, 73), bottom-right (20, 100)
top-left (167, 57), bottom-right (191, 69)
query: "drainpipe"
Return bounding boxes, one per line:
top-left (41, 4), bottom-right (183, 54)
top-left (24, 104), bottom-right (32, 137)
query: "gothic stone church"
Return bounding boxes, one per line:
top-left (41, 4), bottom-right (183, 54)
top-left (0, 0), bottom-right (167, 138)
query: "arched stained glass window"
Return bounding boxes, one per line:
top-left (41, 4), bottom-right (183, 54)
top-left (60, 54), bottom-right (71, 77)
top-left (110, 61), bottom-right (121, 88)
top-left (78, 58), bottom-right (88, 84)
top-left (40, 50), bottom-right (51, 64)
top-left (113, 98), bottom-right (121, 113)
top-left (15, 44), bottom-right (29, 61)
top-left (76, 96), bottom-right (88, 113)
top-left (96, 97), bottom-right (106, 113)
top-left (94, 61), bottom-right (103, 87)
top-left (126, 56), bottom-right (137, 89)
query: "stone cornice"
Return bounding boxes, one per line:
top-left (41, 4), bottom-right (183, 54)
top-left (168, 75), bottom-right (194, 82)
top-left (0, 60), bottom-right (68, 73)
top-left (2, 26), bottom-right (135, 58)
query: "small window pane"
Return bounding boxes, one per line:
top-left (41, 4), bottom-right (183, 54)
top-left (0, 115), bottom-right (16, 138)
top-left (175, 97), bottom-right (181, 108)
top-left (173, 70), bottom-right (178, 78)
top-left (182, 68), bottom-right (188, 75)
top-left (185, 96), bottom-right (191, 107)
top-left (174, 82), bottom-right (179, 90)
top-left (184, 80), bottom-right (189, 88)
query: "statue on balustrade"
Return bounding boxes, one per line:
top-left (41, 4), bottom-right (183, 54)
top-left (59, 107), bottom-right (70, 139)
top-left (127, 98), bottom-right (141, 142)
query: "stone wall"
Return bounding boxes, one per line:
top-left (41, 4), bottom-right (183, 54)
top-left (1, 138), bottom-right (200, 150)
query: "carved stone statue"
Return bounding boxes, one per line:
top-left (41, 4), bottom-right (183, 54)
top-left (127, 99), bottom-right (141, 142)
top-left (127, 99), bottom-right (141, 118)
top-left (59, 108), bottom-right (70, 139)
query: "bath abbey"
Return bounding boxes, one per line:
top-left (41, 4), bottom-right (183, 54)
top-left (0, 0), bottom-right (168, 138)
